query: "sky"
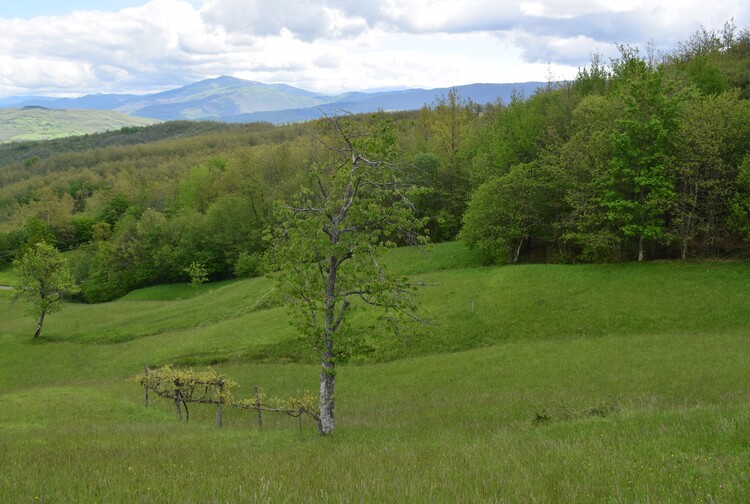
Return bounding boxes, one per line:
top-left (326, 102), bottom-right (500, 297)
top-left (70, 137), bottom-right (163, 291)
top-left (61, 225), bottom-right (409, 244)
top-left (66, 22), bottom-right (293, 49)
top-left (0, 0), bottom-right (748, 97)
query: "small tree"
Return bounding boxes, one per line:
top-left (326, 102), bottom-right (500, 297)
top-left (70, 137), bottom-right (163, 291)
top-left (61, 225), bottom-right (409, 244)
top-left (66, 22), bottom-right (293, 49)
top-left (12, 241), bottom-right (79, 340)
top-left (185, 260), bottom-right (208, 295)
top-left (266, 115), bottom-right (427, 435)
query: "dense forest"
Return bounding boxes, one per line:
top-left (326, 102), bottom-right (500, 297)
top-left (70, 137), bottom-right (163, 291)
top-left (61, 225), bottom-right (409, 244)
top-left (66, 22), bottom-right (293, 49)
top-left (1, 23), bottom-right (750, 302)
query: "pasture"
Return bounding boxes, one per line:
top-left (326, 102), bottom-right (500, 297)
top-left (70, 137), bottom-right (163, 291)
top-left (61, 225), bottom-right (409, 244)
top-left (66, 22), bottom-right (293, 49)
top-left (1, 242), bottom-right (749, 502)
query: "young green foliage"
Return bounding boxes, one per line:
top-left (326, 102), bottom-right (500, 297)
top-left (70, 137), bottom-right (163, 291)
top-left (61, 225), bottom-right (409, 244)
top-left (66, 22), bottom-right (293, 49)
top-left (135, 365), bottom-right (235, 405)
top-left (604, 47), bottom-right (683, 261)
top-left (184, 260), bottom-right (209, 295)
top-left (12, 241), bottom-right (80, 340)
top-left (266, 115), bottom-right (428, 435)
top-left (460, 159), bottom-right (565, 264)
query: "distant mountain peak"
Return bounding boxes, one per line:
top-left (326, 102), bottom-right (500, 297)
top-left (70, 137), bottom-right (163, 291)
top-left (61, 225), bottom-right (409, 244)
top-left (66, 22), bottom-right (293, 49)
top-left (203, 75), bottom-right (249, 85)
top-left (213, 75), bottom-right (248, 82)
top-left (2, 78), bottom-right (546, 123)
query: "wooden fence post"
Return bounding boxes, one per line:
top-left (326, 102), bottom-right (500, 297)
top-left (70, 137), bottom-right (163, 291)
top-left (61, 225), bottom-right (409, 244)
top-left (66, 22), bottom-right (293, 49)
top-left (174, 389), bottom-right (182, 422)
top-left (255, 386), bottom-right (262, 431)
top-left (143, 366), bottom-right (149, 407)
top-left (216, 381), bottom-right (224, 428)
top-left (174, 377), bottom-right (184, 422)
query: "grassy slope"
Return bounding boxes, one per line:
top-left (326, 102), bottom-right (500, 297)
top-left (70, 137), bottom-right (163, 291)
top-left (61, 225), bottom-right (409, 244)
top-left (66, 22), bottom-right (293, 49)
top-left (0, 108), bottom-right (157, 143)
top-left (0, 266), bottom-right (16, 285)
top-left (1, 242), bottom-right (750, 502)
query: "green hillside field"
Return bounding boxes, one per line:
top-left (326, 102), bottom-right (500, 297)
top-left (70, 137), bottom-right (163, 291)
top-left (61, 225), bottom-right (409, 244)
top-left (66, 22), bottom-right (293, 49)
top-left (0, 108), bottom-right (157, 143)
top-left (1, 242), bottom-right (749, 502)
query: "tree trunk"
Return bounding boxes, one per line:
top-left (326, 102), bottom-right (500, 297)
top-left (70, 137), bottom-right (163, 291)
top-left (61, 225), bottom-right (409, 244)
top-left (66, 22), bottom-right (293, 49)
top-left (174, 391), bottom-right (183, 422)
top-left (513, 235), bottom-right (524, 263)
top-left (318, 338), bottom-right (335, 435)
top-left (681, 238), bottom-right (688, 261)
top-left (34, 310), bottom-right (46, 340)
top-left (318, 254), bottom-right (339, 436)
top-left (637, 235), bottom-right (644, 262)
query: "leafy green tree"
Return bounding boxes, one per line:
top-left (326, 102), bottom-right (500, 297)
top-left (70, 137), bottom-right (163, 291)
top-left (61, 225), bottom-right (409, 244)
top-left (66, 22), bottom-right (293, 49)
top-left (177, 159), bottom-right (223, 213)
top-left (477, 91), bottom-right (551, 176)
top-left (729, 155), bottom-right (750, 239)
top-left (411, 89), bottom-right (479, 240)
top-left (98, 195), bottom-right (131, 226)
top-left (429, 88), bottom-right (476, 159)
top-left (23, 217), bottom-right (57, 247)
top-left (673, 90), bottom-right (750, 257)
top-left (558, 94), bottom-right (622, 261)
top-left (723, 26), bottom-right (750, 98)
top-left (0, 229), bottom-right (26, 268)
top-left (669, 22), bottom-right (750, 98)
top-left (572, 51), bottom-right (610, 97)
top-left (203, 194), bottom-right (265, 271)
top-left (12, 241), bottom-right (79, 340)
top-left (234, 251), bottom-right (262, 278)
top-left (19, 187), bottom-right (76, 247)
top-left (667, 26), bottom-right (730, 96)
top-left (460, 160), bottom-right (564, 263)
top-left (407, 152), bottom-right (443, 240)
top-left (266, 116), bottom-right (427, 435)
top-left (604, 48), bottom-right (682, 261)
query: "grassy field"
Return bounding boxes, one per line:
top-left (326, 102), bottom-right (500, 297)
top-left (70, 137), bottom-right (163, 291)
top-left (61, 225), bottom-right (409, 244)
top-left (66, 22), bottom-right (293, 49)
top-left (0, 265), bottom-right (16, 285)
top-left (1, 242), bottom-right (749, 502)
top-left (0, 108), bottom-right (157, 143)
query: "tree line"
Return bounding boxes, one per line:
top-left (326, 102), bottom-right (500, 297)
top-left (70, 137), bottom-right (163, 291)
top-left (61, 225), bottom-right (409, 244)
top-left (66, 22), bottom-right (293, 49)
top-left (1, 23), bottom-right (750, 302)
top-left (461, 28), bottom-right (750, 264)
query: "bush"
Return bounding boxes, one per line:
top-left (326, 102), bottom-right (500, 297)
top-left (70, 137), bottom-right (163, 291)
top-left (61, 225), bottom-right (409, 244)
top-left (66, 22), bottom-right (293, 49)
top-left (234, 251), bottom-right (262, 278)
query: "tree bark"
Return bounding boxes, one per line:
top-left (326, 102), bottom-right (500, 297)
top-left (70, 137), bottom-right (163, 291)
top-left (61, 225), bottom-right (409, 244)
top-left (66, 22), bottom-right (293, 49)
top-left (318, 254), bottom-right (339, 435)
top-left (34, 310), bottom-right (46, 340)
top-left (318, 343), bottom-right (335, 435)
top-left (514, 235), bottom-right (526, 263)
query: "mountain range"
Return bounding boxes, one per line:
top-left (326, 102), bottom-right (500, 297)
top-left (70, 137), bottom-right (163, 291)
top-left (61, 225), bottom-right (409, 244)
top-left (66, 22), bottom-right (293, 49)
top-left (0, 76), bottom-right (545, 124)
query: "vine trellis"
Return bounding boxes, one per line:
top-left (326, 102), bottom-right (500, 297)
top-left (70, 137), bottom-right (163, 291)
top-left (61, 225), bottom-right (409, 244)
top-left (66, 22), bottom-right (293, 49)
top-left (135, 365), bottom-right (319, 431)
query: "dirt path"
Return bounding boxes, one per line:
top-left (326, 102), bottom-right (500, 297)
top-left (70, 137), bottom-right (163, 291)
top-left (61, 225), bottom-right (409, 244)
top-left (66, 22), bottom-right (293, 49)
top-left (0, 285), bottom-right (12, 290)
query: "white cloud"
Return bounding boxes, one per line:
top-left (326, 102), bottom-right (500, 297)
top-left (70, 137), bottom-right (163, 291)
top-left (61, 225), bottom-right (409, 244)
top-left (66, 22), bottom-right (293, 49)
top-left (200, 0), bottom-right (369, 41)
top-left (0, 0), bottom-right (748, 97)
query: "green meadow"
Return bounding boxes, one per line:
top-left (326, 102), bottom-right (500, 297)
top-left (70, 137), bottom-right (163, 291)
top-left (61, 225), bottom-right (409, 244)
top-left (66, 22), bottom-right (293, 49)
top-left (0, 108), bottom-right (157, 143)
top-left (1, 242), bottom-right (750, 502)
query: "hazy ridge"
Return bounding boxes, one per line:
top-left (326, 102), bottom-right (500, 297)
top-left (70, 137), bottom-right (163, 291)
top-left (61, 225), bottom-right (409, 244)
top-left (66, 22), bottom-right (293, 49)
top-left (2, 76), bottom-right (545, 123)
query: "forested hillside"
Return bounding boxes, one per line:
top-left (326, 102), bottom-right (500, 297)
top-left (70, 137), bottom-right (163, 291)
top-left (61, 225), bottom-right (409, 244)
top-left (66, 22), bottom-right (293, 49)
top-left (1, 24), bottom-right (749, 302)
